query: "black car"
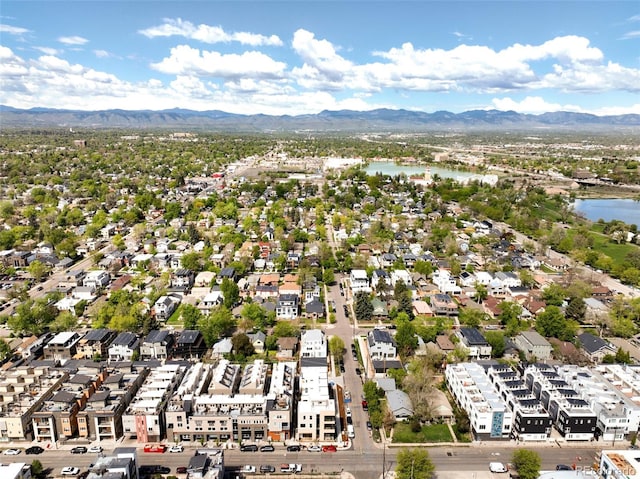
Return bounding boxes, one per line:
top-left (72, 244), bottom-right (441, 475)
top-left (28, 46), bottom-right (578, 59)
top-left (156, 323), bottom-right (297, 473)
top-left (240, 444), bottom-right (259, 452)
top-left (286, 445), bottom-right (301, 452)
top-left (260, 465), bottom-right (276, 473)
top-left (140, 465), bottom-right (169, 475)
top-left (26, 446), bottom-right (44, 455)
top-left (339, 363), bottom-right (345, 373)
top-left (176, 467), bottom-right (188, 474)
top-left (556, 465), bottom-right (573, 471)
top-left (71, 446), bottom-right (87, 454)
top-left (260, 445), bottom-right (275, 452)
top-left (355, 368), bottom-right (361, 375)
top-left (346, 415), bottom-right (353, 425)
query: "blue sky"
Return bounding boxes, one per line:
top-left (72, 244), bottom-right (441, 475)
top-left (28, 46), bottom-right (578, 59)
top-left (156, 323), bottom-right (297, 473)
top-left (1, 1), bottom-right (639, 115)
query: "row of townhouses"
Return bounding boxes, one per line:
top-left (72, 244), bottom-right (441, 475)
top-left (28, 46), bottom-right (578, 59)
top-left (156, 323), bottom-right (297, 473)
top-left (446, 362), bottom-right (640, 443)
top-left (0, 329), bottom-right (335, 446)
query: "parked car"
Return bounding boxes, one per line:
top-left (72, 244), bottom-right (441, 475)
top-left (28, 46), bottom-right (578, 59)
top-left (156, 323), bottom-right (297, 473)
top-left (322, 445), bottom-right (337, 452)
top-left (366, 421), bottom-right (372, 431)
top-left (355, 368), bottom-right (361, 375)
top-left (240, 444), bottom-right (259, 452)
top-left (61, 467), bottom-right (80, 476)
top-left (260, 465), bottom-right (276, 473)
top-left (362, 400), bottom-right (368, 411)
top-left (176, 466), bottom-right (188, 474)
top-left (307, 445), bottom-right (322, 452)
top-left (556, 465), bottom-right (573, 471)
top-left (286, 445), bottom-right (301, 452)
top-left (71, 446), bottom-right (87, 454)
top-left (26, 446), bottom-right (44, 455)
top-left (260, 445), bottom-right (275, 452)
top-left (3, 448), bottom-right (21, 455)
top-left (88, 446), bottom-right (103, 453)
top-left (241, 465), bottom-right (256, 473)
top-left (489, 462), bottom-right (507, 473)
top-left (168, 444), bottom-right (184, 453)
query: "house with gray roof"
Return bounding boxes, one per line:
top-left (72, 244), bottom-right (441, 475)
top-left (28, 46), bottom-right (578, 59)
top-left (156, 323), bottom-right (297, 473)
top-left (108, 332), bottom-right (139, 362)
top-left (514, 330), bottom-right (553, 361)
top-left (578, 332), bottom-right (616, 363)
top-left (140, 329), bottom-right (175, 361)
top-left (386, 389), bottom-right (414, 421)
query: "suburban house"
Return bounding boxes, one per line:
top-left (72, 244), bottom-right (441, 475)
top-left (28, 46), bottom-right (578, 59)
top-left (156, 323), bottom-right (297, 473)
top-left (578, 333), bottom-right (616, 363)
top-left (456, 327), bottom-right (492, 360)
top-left (140, 329), bottom-right (175, 361)
top-left (276, 294), bottom-right (299, 320)
top-left (514, 331), bottom-right (553, 361)
top-left (153, 295), bottom-right (181, 321)
top-left (108, 332), bottom-right (140, 362)
top-left (349, 269), bottom-right (371, 293)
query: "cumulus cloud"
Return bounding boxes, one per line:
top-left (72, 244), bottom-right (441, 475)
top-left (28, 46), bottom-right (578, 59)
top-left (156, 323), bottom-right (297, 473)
top-left (291, 29), bottom-right (353, 85)
top-left (139, 18), bottom-right (282, 46)
top-left (58, 35), bottom-right (88, 45)
top-left (150, 44), bottom-right (287, 79)
top-left (491, 96), bottom-right (582, 114)
top-left (0, 24), bottom-right (29, 35)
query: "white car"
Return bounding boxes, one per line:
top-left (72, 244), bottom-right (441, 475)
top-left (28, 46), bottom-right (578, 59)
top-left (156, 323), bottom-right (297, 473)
top-left (88, 445), bottom-right (103, 453)
top-left (61, 467), bottom-right (80, 476)
top-left (307, 444), bottom-right (322, 452)
top-left (489, 462), bottom-right (508, 473)
top-left (241, 465), bottom-right (256, 473)
top-left (3, 449), bottom-right (21, 455)
top-left (168, 444), bottom-right (183, 453)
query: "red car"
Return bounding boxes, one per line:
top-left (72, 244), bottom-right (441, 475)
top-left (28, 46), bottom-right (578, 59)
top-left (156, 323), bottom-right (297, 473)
top-left (322, 445), bottom-right (337, 452)
top-left (362, 400), bottom-right (368, 411)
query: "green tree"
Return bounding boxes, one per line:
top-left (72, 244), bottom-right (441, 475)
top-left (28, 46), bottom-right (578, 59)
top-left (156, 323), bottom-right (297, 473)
top-left (512, 449), bottom-right (541, 479)
top-left (395, 314), bottom-right (418, 358)
top-left (329, 335), bottom-right (345, 358)
top-left (273, 321), bottom-right (299, 338)
top-left (459, 307), bottom-right (485, 328)
top-left (27, 260), bottom-right (50, 282)
top-left (355, 292), bottom-right (373, 322)
top-left (31, 459), bottom-right (44, 478)
top-left (181, 252), bottom-right (202, 271)
top-left (322, 268), bottom-right (335, 285)
top-left (395, 448), bottom-right (435, 479)
top-left (198, 306), bottom-right (236, 347)
top-left (484, 331), bottom-right (506, 358)
top-left (232, 332), bottom-right (255, 358)
top-left (542, 283), bottom-right (566, 306)
top-left (565, 296), bottom-right (586, 322)
top-left (474, 283), bottom-right (488, 303)
top-left (241, 302), bottom-right (270, 330)
top-left (0, 338), bottom-right (12, 362)
top-left (536, 305), bottom-right (576, 340)
top-left (221, 278), bottom-right (240, 309)
top-left (181, 304), bottom-right (203, 330)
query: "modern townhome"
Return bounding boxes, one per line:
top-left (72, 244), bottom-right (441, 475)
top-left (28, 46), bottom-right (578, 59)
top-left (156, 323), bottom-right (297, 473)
top-left (0, 364), bottom-right (68, 441)
top-left (300, 329), bottom-right (327, 359)
top-left (445, 362), bottom-right (513, 440)
top-left (108, 332), bottom-right (140, 362)
top-left (349, 269), bottom-right (371, 293)
top-left (43, 331), bottom-right (82, 363)
top-left (456, 328), bottom-right (492, 360)
top-left (297, 364), bottom-right (336, 443)
top-left (523, 364), bottom-right (597, 441)
top-left (173, 329), bottom-right (207, 360)
top-left (140, 329), bottom-right (175, 361)
top-left (75, 329), bottom-right (118, 360)
top-left (486, 364), bottom-right (552, 441)
top-left (122, 363), bottom-right (186, 443)
top-left (276, 293), bottom-right (299, 320)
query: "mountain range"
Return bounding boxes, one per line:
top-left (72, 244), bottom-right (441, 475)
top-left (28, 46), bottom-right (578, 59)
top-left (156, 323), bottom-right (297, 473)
top-left (1, 105), bottom-right (639, 132)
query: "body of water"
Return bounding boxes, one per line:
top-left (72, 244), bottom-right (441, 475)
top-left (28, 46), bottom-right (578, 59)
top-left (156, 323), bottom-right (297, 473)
top-left (573, 198), bottom-right (640, 225)
top-left (364, 161), bottom-right (478, 181)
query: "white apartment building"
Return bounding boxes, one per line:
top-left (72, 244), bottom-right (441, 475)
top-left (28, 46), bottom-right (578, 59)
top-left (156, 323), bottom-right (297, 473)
top-left (122, 363), bottom-right (185, 443)
top-left (83, 270), bottom-right (111, 289)
top-left (300, 329), bottom-right (327, 358)
top-left (296, 366), bottom-right (336, 442)
top-left (349, 269), bottom-right (371, 293)
top-left (445, 362), bottom-right (513, 440)
top-left (431, 269), bottom-right (462, 295)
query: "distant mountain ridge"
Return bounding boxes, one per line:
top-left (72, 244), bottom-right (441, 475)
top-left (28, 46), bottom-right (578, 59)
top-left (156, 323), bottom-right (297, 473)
top-left (1, 105), bottom-right (638, 131)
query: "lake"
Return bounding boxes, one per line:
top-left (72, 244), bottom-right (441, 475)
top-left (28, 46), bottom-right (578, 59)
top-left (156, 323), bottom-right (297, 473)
top-left (364, 161), bottom-right (479, 181)
top-left (573, 198), bottom-right (640, 226)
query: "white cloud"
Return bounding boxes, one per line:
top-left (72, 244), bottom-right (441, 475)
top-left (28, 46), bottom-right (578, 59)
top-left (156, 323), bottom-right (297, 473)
top-left (621, 30), bottom-right (640, 40)
top-left (94, 49), bottom-right (111, 58)
top-left (139, 18), bottom-right (283, 46)
top-left (34, 46), bottom-right (60, 55)
top-left (291, 29), bottom-right (353, 85)
top-left (0, 24), bottom-right (29, 35)
top-left (490, 96), bottom-right (582, 113)
top-left (150, 44), bottom-right (287, 79)
top-left (58, 35), bottom-right (88, 45)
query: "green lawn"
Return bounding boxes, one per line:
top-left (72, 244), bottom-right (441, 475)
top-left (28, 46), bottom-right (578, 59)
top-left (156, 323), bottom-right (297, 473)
top-left (392, 422), bottom-right (453, 443)
top-left (589, 229), bottom-right (637, 264)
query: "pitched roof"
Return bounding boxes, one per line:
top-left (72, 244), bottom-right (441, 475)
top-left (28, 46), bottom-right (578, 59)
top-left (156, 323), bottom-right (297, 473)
top-left (578, 332), bottom-right (614, 355)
